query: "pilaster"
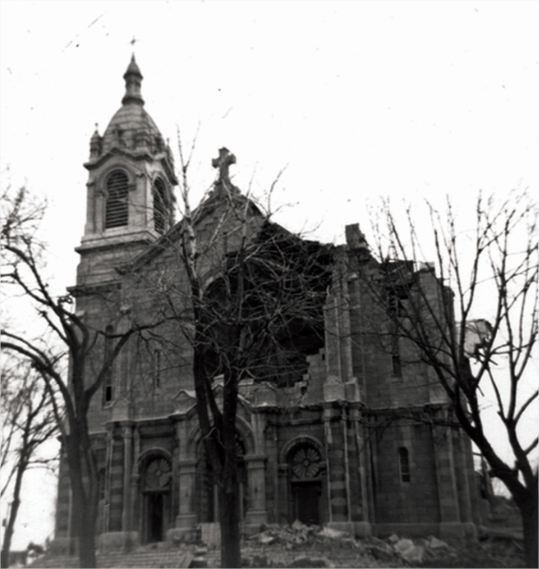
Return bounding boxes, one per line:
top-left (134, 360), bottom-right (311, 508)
top-left (121, 423), bottom-right (133, 531)
top-left (244, 455), bottom-right (268, 532)
top-left (175, 459), bottom-right (198, 536)
top-left (323, 404), bottom-right (351, 527)
top-left (432, 422), bottom-right (463, 540)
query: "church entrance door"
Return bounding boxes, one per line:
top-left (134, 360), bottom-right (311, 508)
top-left (288, 442), bottom-right (324, 525)
top-left (145, 493), bottom-right (164, 543)
top-left (292, 481), bottom-right (321, 525)
top-left (141, 456), bottom-right (172, 543)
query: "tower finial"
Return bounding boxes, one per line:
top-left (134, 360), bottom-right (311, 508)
top-left (122, 54), bottom-right (144, 106)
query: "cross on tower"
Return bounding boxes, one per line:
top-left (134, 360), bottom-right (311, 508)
top-left (212, 147), bottom-right (236, 184)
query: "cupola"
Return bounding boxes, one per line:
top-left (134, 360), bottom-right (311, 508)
top-left (76, 56), bottom-right (178, 286)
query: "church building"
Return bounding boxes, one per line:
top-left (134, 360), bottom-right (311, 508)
top-left (54, 57), bottom-right (481, 551)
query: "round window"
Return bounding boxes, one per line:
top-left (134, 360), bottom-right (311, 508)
top-left (144, 457), bottom-right (171, 490)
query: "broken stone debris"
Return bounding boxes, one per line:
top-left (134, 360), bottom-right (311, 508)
top-left (427, 535), bottom-right (450, 550)
top-left (393, 538), bottom-right (424, 564)
top-left (247, 522), bottom-right (455, 565)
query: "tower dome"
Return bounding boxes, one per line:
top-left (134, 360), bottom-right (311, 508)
top-left (96, 55), bottom-right (167, 158)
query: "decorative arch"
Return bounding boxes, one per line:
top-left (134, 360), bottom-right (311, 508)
top-left (138, 447), bottom-right (172, 469)
top-left (185, 414), bottom-right (256, 460)
top-left (279, 435), bottom-right (325, 465)
top-left (97, 163), bottom-right (137, 193)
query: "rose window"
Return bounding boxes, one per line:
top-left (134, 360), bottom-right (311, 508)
top-left (291, 446), bottom-right (321, 478)
top-left (144, 458), bottom-right (171, 490)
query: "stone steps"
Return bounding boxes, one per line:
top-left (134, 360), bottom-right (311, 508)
top-left (31, 549), bottom-right (195, 568)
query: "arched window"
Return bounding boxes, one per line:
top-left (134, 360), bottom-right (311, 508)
top-left (103, 325), bottom-right (114, 405)
top-left (105, 170), bottom-right (129, 229)
top-left (398, 447), bottom-right (410, 482)
top-left (153, 178), bottom-right (167, 234)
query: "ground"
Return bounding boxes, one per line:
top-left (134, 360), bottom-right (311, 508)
top-left (29, 525), bottom-right (526, 568)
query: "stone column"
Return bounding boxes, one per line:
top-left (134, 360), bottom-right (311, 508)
top-left (175, 418), bottom-right (197, 532)
top-left (84, 181), bottom-right (96, 235)
top-left (340, 275), bottom-right (354, 382)
top-left (103, 427), bottom-right (113, 534)
top-left (324, 405), bottom-right (354, 534)
top-left (432, 423), bottom-right (463, 540)
top-left (350, 408), bottom-right (372, 537)
top-left (324, 294), bottom-right (343, 381)
top-left (121, 423), bottom-right (133, 531)
top-left (244, 455), bottom-right (268, 533)
top-left (94, 185), bottom-right (105, 234)
top-left (453, 431), bottom-right (477, 538)
top-left (276, 463), bottom-right (289, 525)
top-left (130, 426), bottom-right (141, 538)
top-left (174, 459), bottom-right (198, 537)
top-left (323, 406), bottom-right (333, 524)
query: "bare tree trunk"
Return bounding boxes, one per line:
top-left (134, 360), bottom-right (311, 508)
top-left (69, 467), bottom-right (98, 568)
top-left (219, 467), bottom-right (241, 569)
top-left (517, 493), bottom-right (538, 568)
top-left (1, 453), bottom-right (28, 568)
top-left (76, 477), bottom-right (98, 569)
top-left (66, 435), bottom-right (98, 568)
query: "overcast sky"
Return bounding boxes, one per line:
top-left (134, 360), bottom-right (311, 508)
top-left (1, 0), bottom-right (537, 550)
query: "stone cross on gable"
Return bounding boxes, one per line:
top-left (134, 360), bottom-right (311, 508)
top-left (212, 147), bottom-right (236, 184)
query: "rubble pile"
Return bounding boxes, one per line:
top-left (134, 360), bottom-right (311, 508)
top-left (248, 520), bottom-right (361, 551)
top-left (243, 521), bottom-right (462, 567)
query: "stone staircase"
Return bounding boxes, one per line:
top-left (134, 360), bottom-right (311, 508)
top-left (30, 546), bottom-right (203, 568)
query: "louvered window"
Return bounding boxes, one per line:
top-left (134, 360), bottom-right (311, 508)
top-left (153, 178), bottom-right (167, 234)
top-left (105, 171), bottom-right (129, 229)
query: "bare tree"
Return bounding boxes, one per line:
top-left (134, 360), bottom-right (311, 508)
top-left (133, 142), bottom-right (333, 567)
top-left (0, 361), bottom-right (58, 568)
top-left (1, 186), bottom-right (156, 568)
top-left (354, 191), bottom-right (537, 567)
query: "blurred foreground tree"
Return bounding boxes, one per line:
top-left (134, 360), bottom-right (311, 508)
top-left (1, 185), bottom-right (154, 568)
top-left (355, 191), bottom-right (537, 567)
top-left (0, 361), bottom-right (58, 568)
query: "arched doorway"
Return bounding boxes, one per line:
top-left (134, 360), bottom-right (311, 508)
top-left (288, 443), bottom-right (324, 525)
top-left (141, 456), bottom-right (172, 543)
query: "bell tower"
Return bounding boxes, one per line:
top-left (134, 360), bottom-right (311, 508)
top-left (76, 56), bottom-right (177, 286)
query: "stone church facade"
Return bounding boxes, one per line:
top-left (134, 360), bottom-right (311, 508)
top-left (54, 57), bottom-right (481, 550)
